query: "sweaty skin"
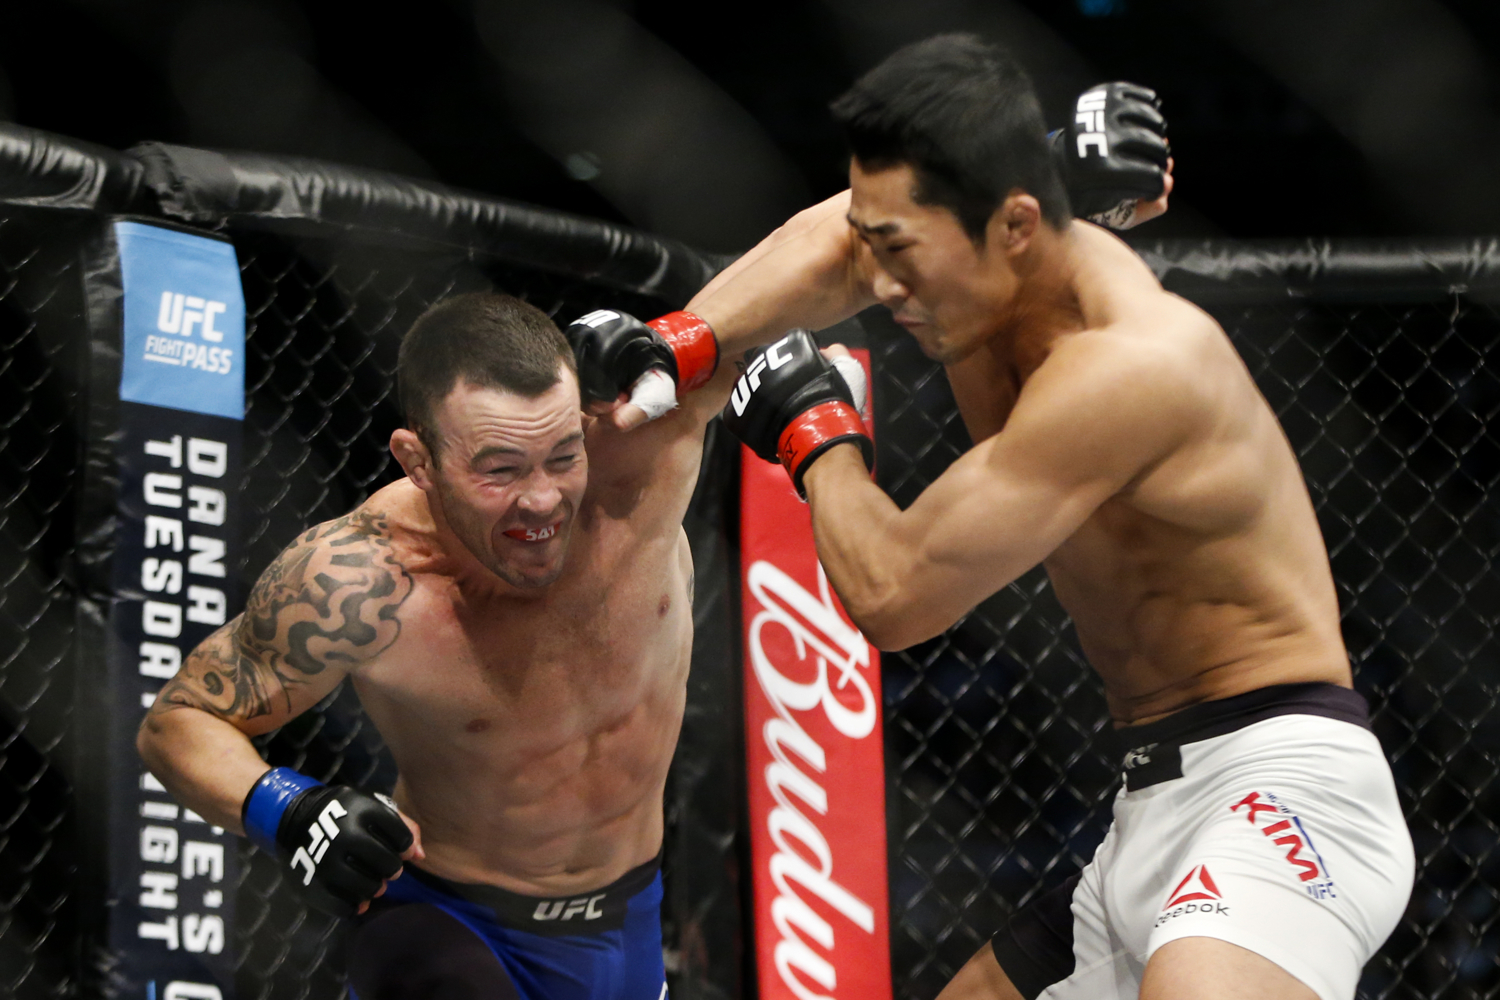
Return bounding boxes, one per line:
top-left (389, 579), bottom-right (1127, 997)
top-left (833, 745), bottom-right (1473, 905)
top-left (131, 170), bottom-right (1180, 906)
top-left (684, 163), bottom-right (1342, 1000)
top-left (690, 166), bottom-right (1350, 725)
top-left (137, 365), bottom-right (739, 898)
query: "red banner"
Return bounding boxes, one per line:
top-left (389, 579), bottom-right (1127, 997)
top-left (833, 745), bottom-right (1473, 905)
top-left (740, 349), bottom-right (892, 1000)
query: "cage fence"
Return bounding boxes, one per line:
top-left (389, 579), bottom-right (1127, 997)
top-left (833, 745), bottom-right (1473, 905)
top-left (0, 206), bottom-right (93, 1000)
top-left (1, 124), bottom-right (1497, 1000)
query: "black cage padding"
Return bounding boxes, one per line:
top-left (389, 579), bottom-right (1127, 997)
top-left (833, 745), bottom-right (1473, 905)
top-left (0, 124), bottom-right (720, 305)
top-left (1139, 236), bottom-right (1500, 303)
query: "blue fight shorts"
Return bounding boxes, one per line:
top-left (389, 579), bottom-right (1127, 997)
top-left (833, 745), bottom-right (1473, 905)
top-left (348, 852), bottom-right (667, 1000)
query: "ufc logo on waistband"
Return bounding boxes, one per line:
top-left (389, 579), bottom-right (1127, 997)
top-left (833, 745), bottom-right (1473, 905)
top-left (290, 800), bottom-right (347, 886)
top-left (1075, 90), bottom-right (1108, 158)
top-left (533, 894), bottom-right (607, 921)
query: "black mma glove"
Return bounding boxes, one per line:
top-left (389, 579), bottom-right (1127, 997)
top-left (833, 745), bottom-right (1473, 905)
top-left (564, 308), bottom-right (719, 408)
top-left (1051, 82), bottom-right (1169, 229)
top-left (721, 330), bottom-right (873, 498)
top-left (242, 767), bottom-right (412, 917)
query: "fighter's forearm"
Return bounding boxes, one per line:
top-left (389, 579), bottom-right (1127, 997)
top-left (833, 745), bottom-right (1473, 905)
top-left (687, 264), bottom-right (866, 359)
top-left (802, 446), bottom-right (938, 651)
top-left (137, 708), bottom-right (271, 833)
top-left (685, 192), bottom-right (875, 360)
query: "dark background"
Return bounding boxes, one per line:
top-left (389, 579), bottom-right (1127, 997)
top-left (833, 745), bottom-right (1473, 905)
top-left (2, 4), bottom-right (1498, 999)
top-left (5, 0), bottom-right (1500, 253)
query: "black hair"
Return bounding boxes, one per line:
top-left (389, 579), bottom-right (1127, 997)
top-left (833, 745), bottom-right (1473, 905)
top-left (830, 33), bottom-right (1070, 241)
top-left (397, 291), bottom-right (575, 462)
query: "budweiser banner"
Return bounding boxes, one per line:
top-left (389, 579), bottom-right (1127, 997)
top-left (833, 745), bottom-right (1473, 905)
top-left (740, 349), bottom-right (893, 1000)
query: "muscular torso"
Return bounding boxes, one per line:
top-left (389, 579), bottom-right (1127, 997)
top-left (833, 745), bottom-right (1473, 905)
top-left (351, 421), bottom-right (699, 896)
top-left (947, 231), bottom-right (1351, 725)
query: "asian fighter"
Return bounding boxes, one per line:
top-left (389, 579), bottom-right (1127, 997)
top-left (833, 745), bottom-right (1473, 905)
top-left (698, 34), bottom-right (1414, 1000)
top-left (697, 35), bottom-right (1411, 1000)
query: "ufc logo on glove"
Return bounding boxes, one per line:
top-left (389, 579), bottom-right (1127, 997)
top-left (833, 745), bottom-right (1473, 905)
top-left (730, 337), bottom-right (798, 415)
top-left (1075, 89), bottom-right (1109, 157)
top-left (290, 799), bottom-right (349, 886)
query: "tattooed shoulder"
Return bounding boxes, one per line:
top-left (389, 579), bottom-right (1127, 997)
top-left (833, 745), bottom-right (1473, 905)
top-left (149, 509), bottom-right (414, 723)
top-left (244, 509), bottom-right (414, 675)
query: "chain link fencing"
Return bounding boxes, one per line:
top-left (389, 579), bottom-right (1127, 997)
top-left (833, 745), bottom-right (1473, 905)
top-left (0, 125), bottom-right (744, 1000)
top-left (2, 124), bottom-right (1497, 1000)
top-left (870, 270), bottom-right (1500, 1000)
top-left (0, 206), bottom-right (93, 999)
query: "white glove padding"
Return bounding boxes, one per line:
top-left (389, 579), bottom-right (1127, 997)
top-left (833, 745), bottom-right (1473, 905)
top-left (830, 354), bottom-right (869, 420)
top-left (626, 367), bottom-right (679, 421)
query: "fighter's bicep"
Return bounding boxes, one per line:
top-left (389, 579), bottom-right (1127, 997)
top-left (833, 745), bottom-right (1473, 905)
top-left (239, 512), bottom-right (414, 673)
top-left (147, 616), bottom-right (298, 732)
top-left (898, 442), bottom-right (1116, 604)
top-left (989, 336), bottom-right (1196, 506)
top-left (584, 409), bottom-right (709, 524)
top-left (152, 511), bottom-right (414, 732)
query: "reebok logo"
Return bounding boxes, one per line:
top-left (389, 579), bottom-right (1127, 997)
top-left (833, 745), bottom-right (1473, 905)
top-left (1164, 864), bottom-right (1222, 908)
top-left (1122, 743), bottom-right (1156, 769)
top-left (1231, 791), bottom-right (1337, 899)
top-left (533, 893), bottom-right (606, 922)
top-left (1154, 864), bottom-right (1229, 926)
top-left (575, 308), bottom-right (623, 329)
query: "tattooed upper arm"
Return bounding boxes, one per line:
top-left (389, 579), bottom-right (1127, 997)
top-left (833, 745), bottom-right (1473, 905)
top-left (148, 510), bottom-right (414, 730)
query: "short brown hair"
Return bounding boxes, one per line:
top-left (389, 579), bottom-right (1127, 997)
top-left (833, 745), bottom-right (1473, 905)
top-left (397, 292), bottom-right (575, 460)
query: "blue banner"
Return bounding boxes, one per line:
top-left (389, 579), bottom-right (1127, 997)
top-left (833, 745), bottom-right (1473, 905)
top-left (117, 221), bottom-right (246, 420)
top-left (106, 221), bottom-right (245, 999)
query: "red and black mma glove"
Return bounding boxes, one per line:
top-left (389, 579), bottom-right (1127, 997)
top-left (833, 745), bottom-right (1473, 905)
top-left (1050, 82), bottom-right (1169, 229)
top-left (242, 767), bottom-right (412, 918)
top-left (721, 329), bottom-right (873, 498)
top-left (564, 308), bottom-right (719, 407)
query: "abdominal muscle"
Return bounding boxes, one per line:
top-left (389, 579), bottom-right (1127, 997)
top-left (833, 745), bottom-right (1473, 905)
top-left (1045, 488), bottom-right (1353, 726)
top-left (349, 532), bottom-right (694, 896)
top-left (378, 682), bottom-right (685, 895)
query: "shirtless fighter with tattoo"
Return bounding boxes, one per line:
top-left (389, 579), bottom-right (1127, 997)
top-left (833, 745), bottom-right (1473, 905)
top-left (135, 60), bottom-right (1173, 999)
top-left (695, 34), bottom-right (1414, 1000)
top-left (137, 291), bottom-right (715, 999)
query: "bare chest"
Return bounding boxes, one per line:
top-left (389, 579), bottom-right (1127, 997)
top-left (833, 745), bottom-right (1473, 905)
top-left (353, 535), bottom-right (692, 754)
top-left (1043, 433), bottom-right (1325, 670)
top-left (1045, 498), bottom-right (1189, 608)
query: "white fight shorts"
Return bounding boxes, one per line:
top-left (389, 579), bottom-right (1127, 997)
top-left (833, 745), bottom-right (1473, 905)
top-left (991, 683), bottom-right (1413, 1000)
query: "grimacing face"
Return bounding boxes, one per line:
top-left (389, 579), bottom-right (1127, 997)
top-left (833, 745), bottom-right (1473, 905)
top-left (423, 369), bottom-right (588, 589)
top-left (847, 159), bottom-right (1026, 365)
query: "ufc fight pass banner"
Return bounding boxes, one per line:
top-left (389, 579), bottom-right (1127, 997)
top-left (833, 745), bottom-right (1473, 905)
top-left (740, 349), bottom-right (893, 1000)
top-left (100, 221), bottom-right (245, 998)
